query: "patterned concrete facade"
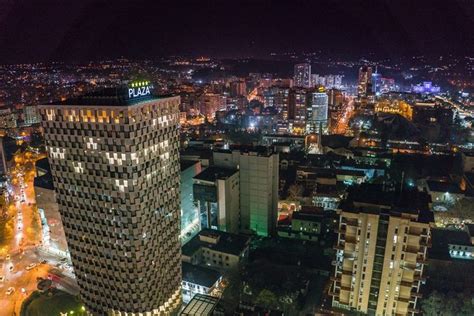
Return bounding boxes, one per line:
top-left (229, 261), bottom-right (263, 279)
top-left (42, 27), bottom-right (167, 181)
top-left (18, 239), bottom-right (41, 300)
top-left (39, 90), bottom-right (182, 315)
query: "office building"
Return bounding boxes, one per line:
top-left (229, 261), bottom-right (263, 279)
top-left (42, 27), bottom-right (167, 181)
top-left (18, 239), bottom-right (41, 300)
top-left (39, 83), bottom-right (182, 315)
top-left (372, 71), bottom-right (382, 95)
top-left (294, 63), bottom-right (312, 88)
top-left (357, 65), bottom-right (373, 98)
top-left (181, 160), bottom-right (202, 240)
top-left (330, 186), bottom-right (434, 316)
top-left (193, 166), bottom-right (240, 233)
top-left (34, 161), bottom-right (68, 257)
top-left (306, 91), bottom-right (328, 133)
top-left (288, 88), bottom-right (307, 134)
top-left (213, 147), bottom-right (279, 236)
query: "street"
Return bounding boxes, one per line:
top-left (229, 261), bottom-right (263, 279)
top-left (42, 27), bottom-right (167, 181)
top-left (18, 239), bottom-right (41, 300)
top-left (0, 151), bottom-right (78, 315)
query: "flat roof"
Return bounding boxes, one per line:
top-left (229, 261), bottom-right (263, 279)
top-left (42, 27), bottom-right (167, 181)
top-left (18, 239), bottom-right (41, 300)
top-left (45, 86), bottom-right (173, 107)
top-left (194, 166), bottom-right (238, 182)
top-left (33, 173), bottom-right (54, 190)
top-left (182, 262), bottom-right (221, 288)
top-left (182, 229), bottom-right (250, 257)
top-left (341, 184), bottom-right (434, 223)
top-left (180, 160), bottom-right (200, 172)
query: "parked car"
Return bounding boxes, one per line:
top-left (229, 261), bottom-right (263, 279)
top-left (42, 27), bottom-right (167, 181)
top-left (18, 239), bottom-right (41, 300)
top-left (6, 287), bottom-right (15, 295)
top-left (26, 263), bottom-right (37, 271)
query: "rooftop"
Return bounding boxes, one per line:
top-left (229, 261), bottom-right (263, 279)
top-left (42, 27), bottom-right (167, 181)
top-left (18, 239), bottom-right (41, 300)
top-left (180, 294), bottom-right (219, 316)
top-left (33, 173), bottom-right (54, 190)
top-left (180, 160), bottom-right (200, 172)
top-left (426, 180), bottom-right (464, 194)
top-left (35, 157), bottom-right (51, 173)
top-left (182, 229), bottom-right (250, 257)
top-left (194, 166), bottom-right (238, 182)
top-left (47, 85), bottom-right (172, 107)
top-left (182, 262), bottom-right (221, 288)
top-left (341, 184), bottom-right (434, 223)
top-left (429, 228), bottom-right (472, 261)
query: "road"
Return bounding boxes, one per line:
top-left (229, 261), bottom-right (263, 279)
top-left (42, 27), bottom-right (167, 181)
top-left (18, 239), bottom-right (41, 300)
top-left (0, 151), bottom-right (78, 315)
top-left (333, 96), bottom-right (355, 135)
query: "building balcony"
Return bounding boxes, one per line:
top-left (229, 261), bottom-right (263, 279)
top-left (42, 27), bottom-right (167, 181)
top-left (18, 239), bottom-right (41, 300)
top-left (411, 291), bottom-right (423, 299)
top-left (334, 244), bottom-right (344, 251)
top-left (414, 274), bottom-right (426, 282)
top-left (397, 296), bottom-right (411, 303)
top-left (328, 290), bottom-right (340, 297)
top-left (408, 308), bottom-right (421, 314)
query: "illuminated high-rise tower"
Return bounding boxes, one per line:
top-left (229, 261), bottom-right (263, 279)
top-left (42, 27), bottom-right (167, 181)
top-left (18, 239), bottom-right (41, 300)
top-left (294, 63), bottom-right (312, 88)
top-left (39, 82), bottom-right (182, 315)
top-left (357, 65), bottom-right (373, 98)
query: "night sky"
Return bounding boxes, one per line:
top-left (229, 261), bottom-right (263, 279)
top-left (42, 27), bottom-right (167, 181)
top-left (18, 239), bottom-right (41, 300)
top-left (0, 0), bottom-right (473, 63)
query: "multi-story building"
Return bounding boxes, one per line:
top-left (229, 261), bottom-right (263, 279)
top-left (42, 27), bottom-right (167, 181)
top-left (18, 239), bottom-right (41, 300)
top-left (39, 83), bottom-right (182, 315)
top-left (357, 65), bottom-right (373, 98)
top-left (24, 105), bottom-right (41, 125)
top-left (213, 147), bottom-right (279, 236)
top-left (199, 93), bottom-right (227, 119)
top-left (182, 229), bottom-right (250, 270)
top-left (330, 186), bottom-right (434, 316)
top-left (375, 99), bottom-right (413, 121)
top-left (193, 166), bottom-right (240, 233)
top-left (181, 262), bottom-right (222, 303)
top-left (306, 91), bottom-right (329, 133)
top-left (294, 63), bottom-right (312, 88)
top-left (181, 160), bottom-right (202, 240)
top-left (288, 88), bottom-right (307, 134)
top-left (230, 80), bottom-right (247, 97)
top-left (263, 86), bottom-right (290, 120)
top-left (0, 108), bottom-right (17, 129)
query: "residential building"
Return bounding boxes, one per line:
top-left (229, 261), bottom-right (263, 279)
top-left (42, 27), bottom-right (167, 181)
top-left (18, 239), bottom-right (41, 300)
top-left (330, 186), bottom-right (434, 316)
top-left (39, 84), bottom-right (182, 315)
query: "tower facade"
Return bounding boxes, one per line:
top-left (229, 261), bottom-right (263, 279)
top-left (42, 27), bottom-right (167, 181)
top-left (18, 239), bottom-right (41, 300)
top-left (39, 84), bottom-right (182, 315)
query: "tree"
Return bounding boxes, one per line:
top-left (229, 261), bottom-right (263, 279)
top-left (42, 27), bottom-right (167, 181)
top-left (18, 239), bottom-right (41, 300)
top-left (254, 289), bottom-right (278, 309)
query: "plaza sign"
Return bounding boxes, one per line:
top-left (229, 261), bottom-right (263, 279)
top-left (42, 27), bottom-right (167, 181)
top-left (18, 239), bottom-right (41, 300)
top-left (128, 81), bottom-right (152, 98)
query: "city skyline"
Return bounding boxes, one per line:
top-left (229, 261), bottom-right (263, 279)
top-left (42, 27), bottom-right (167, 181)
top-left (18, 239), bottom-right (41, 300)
top-left (0, 1), bottom-right (472, 315)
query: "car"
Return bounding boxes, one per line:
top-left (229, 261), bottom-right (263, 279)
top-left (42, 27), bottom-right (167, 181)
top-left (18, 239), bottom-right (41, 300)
top-left (0, 276), bottom-right (4, 282)
top-left (40, 260), bottom-right (47, 264)
top-left (26, 263), bottom-right (37, 271)
top-left (5, 287), bottom-right (15, 295)
top-left (60, 257), bottom-right (67, 263)
top-left (5, 255), bottom-right (10, 261)
top-left (8, 265), bottom-right (13, 272)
